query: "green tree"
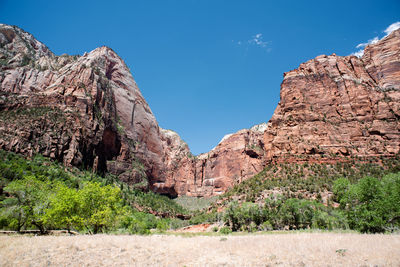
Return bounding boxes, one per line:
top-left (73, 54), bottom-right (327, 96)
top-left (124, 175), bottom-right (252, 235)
top-left (380, 173), bottom-right (400, 230)
top-left (332, 177), bottom-right (351, 205)
top-left (2, 175), bottom-right (52, 233)
top-left (78, 182), bottom-right (123, 234)
top-left (44, 183), bottom-right (83, 233)
top-left (336, 176), bottom-right (385, 233)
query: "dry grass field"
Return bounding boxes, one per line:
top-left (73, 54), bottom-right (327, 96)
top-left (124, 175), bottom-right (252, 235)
top-left (0, 232), bottom-right (399, 266)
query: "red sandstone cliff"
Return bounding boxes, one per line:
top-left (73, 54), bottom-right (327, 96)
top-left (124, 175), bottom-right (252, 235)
top-left (264, 29), bottom-right (400, 162)
top-left (0, 24), bottom-right (185, 196)
top-left (165, 123), bottom-right (268, 196)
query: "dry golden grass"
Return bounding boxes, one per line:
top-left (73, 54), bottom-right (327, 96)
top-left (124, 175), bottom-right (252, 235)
top-left (0, 232), bottom-right (399, 266)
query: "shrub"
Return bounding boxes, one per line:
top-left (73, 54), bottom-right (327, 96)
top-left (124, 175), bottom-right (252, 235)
top-left (219, 226), bottom-right (232, 234)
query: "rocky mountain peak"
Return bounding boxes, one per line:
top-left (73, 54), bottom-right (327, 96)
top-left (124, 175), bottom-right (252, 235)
top-left (0, 24), bottom-right (54, 70)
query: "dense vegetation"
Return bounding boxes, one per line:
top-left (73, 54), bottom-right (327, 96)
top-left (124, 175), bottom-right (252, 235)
top-left (221, 172), bottom-right (400, 233)
top-left (1, 149), bottom-right (399, 234)
top-left (0, 150), bottom-right (188, 234)
top-left (218, 158), bottom-right (400, 233)
top-left (333, 174), bottom-right (400, 233)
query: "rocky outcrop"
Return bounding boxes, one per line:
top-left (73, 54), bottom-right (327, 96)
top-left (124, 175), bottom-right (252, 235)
top-left (264, 29), bottom-right (400, 162)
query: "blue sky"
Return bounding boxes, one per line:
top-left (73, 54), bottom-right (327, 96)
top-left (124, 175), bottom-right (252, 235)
top-left (1, 0), bottom-right (399, 154)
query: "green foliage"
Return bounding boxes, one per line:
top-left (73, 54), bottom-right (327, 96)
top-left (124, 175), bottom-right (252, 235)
top-left (1, 175), bottom-right (124, 234)
top-left (44, 183), bottom-right (83, 232)
top-left (0, 150), bottom-right (188, 234)
top-left (334, 173), bottom-right (400, 233)
top-left (189, 210), bottom-right (219, 225)
top-left (118, 209), bottom-right (158, 234)
top-left (332, 177), bottom-right (351, 204)
top-left (0, 58), bottom-right (8, 66)
top-left (78, 182), bottom-right (123, 233)
top-left (224, 202), bottom-right (264, 231)
top-left (3, 149), bottom-right (398, 234)
top-left (222, 158), bottom-right (400, 204)
top-left (0, 150), bottom-right (188, 218)
top-left (221, 161), bottom-right (400, 233)
top-left (223, 197), bottom-right (348, 232)
top-left (2, 175), bottom-right (52, 233)
top-left (219, 226), bottom-right (232, 234)
top-left (20, 54), bottom-right (31, 66)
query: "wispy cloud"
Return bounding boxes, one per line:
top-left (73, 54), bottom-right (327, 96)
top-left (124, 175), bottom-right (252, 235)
top-left (248, 33), bottom-right (268, 47)
top-left (384, 21), bottom-right (400, 36)
top-left (234, 33), bottom-right (271, 53)
top-left (352, 36), bottom-right (379, 57)
top-left (355, 36), bottom-right (379, 49)
top-left (351, 21), bottom-right (400, 58)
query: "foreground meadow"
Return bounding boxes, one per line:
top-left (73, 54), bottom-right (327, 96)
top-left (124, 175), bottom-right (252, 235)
top-left (0, 233), bottom-right (399, 266)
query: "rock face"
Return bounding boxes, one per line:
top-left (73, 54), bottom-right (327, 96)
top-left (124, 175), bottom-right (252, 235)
top-left (264, 29), bottom-right (400, 162)
top-left (0, 24), bottom-right (185, 196)
top-left (167, 123), bottom-right (268, 196)
top-left (1, 24), bottom-right (399, 197)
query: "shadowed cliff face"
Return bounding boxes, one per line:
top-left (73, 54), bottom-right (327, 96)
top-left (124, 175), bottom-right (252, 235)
top-left (1, 24), bottom-right (399, 197)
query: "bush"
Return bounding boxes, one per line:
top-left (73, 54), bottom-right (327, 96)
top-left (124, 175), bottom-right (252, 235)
top-left (219, 226), bottom-right (232, 234)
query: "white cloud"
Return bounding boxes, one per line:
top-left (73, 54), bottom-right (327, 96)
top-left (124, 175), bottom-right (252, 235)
top-left (355, 36), bottom-right (379, 49)
top-left (352, 49), bottom-right (364, 58)
top-left (234, 33), bottom-right (271, 52)
top-left (351, 21), bottom-right (400, 58)
top-left (248, 33), bottom-right (268, 47)
top-left (352, 36), bottom-right (379, 57)
top-left (384, 21), bottom-right (400, 36)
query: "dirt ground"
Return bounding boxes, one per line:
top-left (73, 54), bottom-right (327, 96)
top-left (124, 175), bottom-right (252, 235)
top-left (0, 232), bottom-right (399, 266)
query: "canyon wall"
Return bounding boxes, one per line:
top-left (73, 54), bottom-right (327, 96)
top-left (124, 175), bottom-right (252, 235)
top-left (1, 24), bottom-right (399, 197)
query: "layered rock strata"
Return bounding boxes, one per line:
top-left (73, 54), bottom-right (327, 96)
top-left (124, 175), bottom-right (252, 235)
top-left (263, 29), bottom-right (400, 162)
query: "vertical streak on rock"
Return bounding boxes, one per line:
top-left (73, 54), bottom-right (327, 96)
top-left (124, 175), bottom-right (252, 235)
top-left (131, 102), bottom-right (136, 127)
top-left (201, 160), bottom-right (206, 186)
